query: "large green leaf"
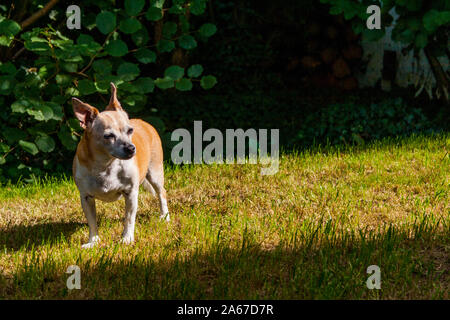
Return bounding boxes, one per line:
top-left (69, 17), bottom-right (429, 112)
top-left (0, 35), bottom-right (13, 47)
top-left (25, 104), bottom-right (53, 121)
top-left (132, 28), bottom-right (149, 46)
top-left (0, 142), bottom-right (9, 153)
top-left (423, 10), bottom-right (439, 33)
top-left (178, 35), bottom-right (197, 50)
top-left (96, 11), bottom-right (116, 34)
top-left (164, 65), bottom-right (184, 80)
top-left (3, 127), bottom-right (27, 144)
top-left (24, 37), bottom-right (50, 53)
top-left (119, 82), bottom-right (140, 94)
top-left (175, 78), bottom-right (193, 91)
top-left (93, 59), bottom-right (113, 74)
top-left (187, 64), bottom-right (203, 78)
top-left (39, 105), bottom-right (54, 121)
top-left (199, 23), bottom-right (217, 37)
top-left (11, 100), bottom-right (30, 113)
top-left (56, 74), bottom-right (71, 85)
top-left (35, 135), bottom-right (55, 153)
top-left (135, 77), bottom-right (155, 93)
top-left (200, 75), bottom-right (217, 89)
top-left (61, 62), bottom-right (78, 73)
top-left (0, 75), bottom-right (14, 95)
top-left (95, 80), bottom-right (111, 93)
top-left (415, 32), bottom-right (428, 49)
top-left (118, 62), bottom-right (140, 81)
top-left (423, 10), bottom-right (450, 33)
top-left (119, 18), bottom-right (142, 34)
top-left (179, 15), bottom-right (190, 33)
top-left (122, 95), bottom-right (147, 112)
top-left (157, 39), bottom-right (175, 53)
top-left (135, 48), bottom-right (156, 64)
top-left (191, 0), bottom-right (207, 15)
top-left (162, 22), bottom-right (177, 38)
top-left (46, 102), bottom-right (64, 120)
top-left (78, 79), bottom-right (97, 95)
top-left (77, 33), bottom-right (101, 51)
top-left (169, 4), bottom-right (185, 14)
top-left (105, 39), bottom-right (128, 57)
top-left (0, 19), bottom-right (21, 36)
top-left (155, 77), bottom-right (174, 90)
top-left (57, 49), bottom-right (83, 63)
top-left (58, 125), bottom-right (78, 151)
top-left (19, 140), bottom-right (39, 155)
top-left (0, 62), bottom-right (16, 75)
top-left (125, 0), bottom-right (145, 16)
top-left (146, 7), bottom-right (163, 21)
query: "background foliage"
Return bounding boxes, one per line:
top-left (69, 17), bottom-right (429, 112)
top-left (319, 0), bottom-right (449, 52)
top-left (0, 0), bottom-right (448, 183)
top-left (0, 0), bottom-right (217, 182)
top-left (319, 0), bottom-right (450, 100)
top-left (294, 97), bottom-right (433, 146)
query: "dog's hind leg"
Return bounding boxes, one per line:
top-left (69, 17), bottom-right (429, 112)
top-left (146, 163), bottom-right (170, 222)
top-left (142, 178), bottom-right (157, 198)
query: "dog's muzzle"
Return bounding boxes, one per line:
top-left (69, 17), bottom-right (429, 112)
top-left (123, 144), bottom-right (136, 159)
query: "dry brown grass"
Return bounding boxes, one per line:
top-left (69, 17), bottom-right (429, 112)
top-left (0, 134), bottom-right (448, 299)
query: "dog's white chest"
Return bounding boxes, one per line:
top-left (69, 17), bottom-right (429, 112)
top-left (75, 157), bottom-right (137, 202)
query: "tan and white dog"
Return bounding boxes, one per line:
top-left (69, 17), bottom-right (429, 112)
top-left (72, 83), bottom-right (169, 248)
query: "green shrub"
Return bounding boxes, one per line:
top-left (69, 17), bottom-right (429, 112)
top-left (319, 0), bottom-right (450, 100)
top-left (294, 98), bottom-right (434, 147)
top-left (0, 0), bottom-right (217, 183)
top-left (319, 0), bottom-right (449, 53)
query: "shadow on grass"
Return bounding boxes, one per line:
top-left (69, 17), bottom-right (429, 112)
top-left (2, 216), bottom-right (448, 299)
top-left (0, 219), bottom-right (84, 251)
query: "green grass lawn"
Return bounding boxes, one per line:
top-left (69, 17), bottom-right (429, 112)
top-left (0, 134), bottom-right (448, 299)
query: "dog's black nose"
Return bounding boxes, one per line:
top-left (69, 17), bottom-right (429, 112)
top-left (124, 144), bottom-right (136, 155)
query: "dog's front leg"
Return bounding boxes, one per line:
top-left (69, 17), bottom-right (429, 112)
top-left (122, 187), bottom-right (139, 244)
top-left (80, 194), bottom-right (100, 248)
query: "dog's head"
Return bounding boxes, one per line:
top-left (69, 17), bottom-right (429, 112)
top-left (72, 83), bottom-right (136, 160)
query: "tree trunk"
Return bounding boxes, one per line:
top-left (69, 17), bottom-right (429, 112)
top-left (424, 47), bottom-right (449, 104)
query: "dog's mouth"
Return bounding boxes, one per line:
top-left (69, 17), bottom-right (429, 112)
top-left (111, 151), bottom-right (136, 160)
top-left (119, 153), bottom-right (135, 160)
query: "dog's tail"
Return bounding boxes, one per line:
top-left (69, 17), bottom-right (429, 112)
top-left (142, 179), bottom-right (157, 198)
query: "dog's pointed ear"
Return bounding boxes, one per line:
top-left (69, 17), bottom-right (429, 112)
top-left (72, 98), bottom-right (99, 130)
top-left (105, 82), bottom-right (123, 111)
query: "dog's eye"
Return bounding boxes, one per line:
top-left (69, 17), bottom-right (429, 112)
top-left (104, 133), bottom-right (115, 139)
top-left (127, 128), bottom-right (134, 135)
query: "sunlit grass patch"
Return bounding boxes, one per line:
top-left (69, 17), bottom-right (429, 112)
top-left (0, 134), bottom-right (448, 299)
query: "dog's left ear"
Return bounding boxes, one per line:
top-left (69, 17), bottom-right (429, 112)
top-left (106, 82), bottom-right (124, 111)
top-left (72, 98), bottom-right (99, 130)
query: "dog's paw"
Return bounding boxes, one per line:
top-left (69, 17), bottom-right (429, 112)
top-left (81, 242), bottom-right (96, 249)
top-left (160, 212), bottom-right (170, 222)
top-left (81, 236), bottom-right (100, 249)
top-left (121, 234), bottom-right (135, 245)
